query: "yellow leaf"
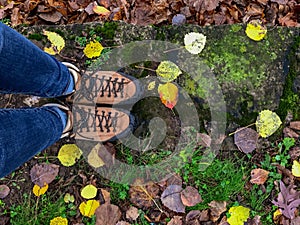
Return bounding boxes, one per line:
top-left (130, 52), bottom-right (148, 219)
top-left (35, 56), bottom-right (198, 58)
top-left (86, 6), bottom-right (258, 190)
top-left (87, 144), bottom-right (105, 168)
top-left (255, 110), bottom-right (282, 138)
top-left (156, 61), bottom-right (182, 83)
top-left (184, 32), bottom-right (206, 54)
top-left (33, 184), bottom-right (48, 197)
top-left (93, 5), bottom-right (110, 15)
top-left (43, 30), bottom-right (65, 55)
top-left (57, 144), bottom-right (82, 167)
top-left (245, 20), bottom-right (267, 41)
top-left (227, 206), bottom-right (250, 225)
top-left (50, 216), bottom-right (68, 225)
top-left (64, 193), bottom-right (75, 203)
top-left (292, 160), bottom-right (300, 177)
top-left (158, 83), bottom-right (179, 109)
top-left (273, 209), bottom-right (282, 223)
top-left (83, 41), bottom-right (104, 59)
top-left (79, 200), bottom-right (100, 218)
top-left (148, 81), bottom-right (156, 90)
top-left (81, 184), bottom-right (98, 199)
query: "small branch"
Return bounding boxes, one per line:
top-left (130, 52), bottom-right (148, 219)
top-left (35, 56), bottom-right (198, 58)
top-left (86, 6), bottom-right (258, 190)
top-left (228, 123), bottom-right (256, 136)
top-left (135, 65), bottom-right (156, 72)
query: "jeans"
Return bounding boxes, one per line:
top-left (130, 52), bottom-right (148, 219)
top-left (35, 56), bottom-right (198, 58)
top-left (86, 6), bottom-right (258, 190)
top-left (0, 22), bottom-right (71, 177)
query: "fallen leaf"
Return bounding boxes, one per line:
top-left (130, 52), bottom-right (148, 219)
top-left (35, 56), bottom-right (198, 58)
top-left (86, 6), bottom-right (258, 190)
top-left (227, 205), bottom-right (250, 225)
top-left (81, 184), bottom-right (98, 199)
top-left (129, 180), bottom-right (160, 209)
top-left (161, 185), bottom-right (185, 213)
top-left (245, 20), bottom-right (267, 41)
top-left (43, 30), bottom-right (65, 55)
top-left (158, 83), bottom-right (179, 109)
top-left (250, 168), bottom-right (269, 185)
top-left (30, 163), bottom-right (59, 187)
top-left (0, 185), bottom-right (10, 199)
top-left (290, 121), bottom-right (300, 130)
top-left (100, 188), bottom-right (111, 203)
top-left (271, 0), bottom-right (288, 4)
top-left (87, 144), bottom-right (105, 168)
top-left (248, 215), bottom-right (262, 225)
top-left (79, 200), bottom-right (100, 218)
top-left (256, 110), bottom-right (282, 138)
top-left (64, 193), bottom-right (75, 203)
top-left (33, 183), bottom-right (48, 197)
top-left (156, 61), bottom-right (182, 83)
top-left (39, 11), bottom-right (62, 23)
top-left (184, 32), bottom-right (206, 54)
top-left (93, 5), bottom-right (110, 16)
top-left (186, 210), bottom-right (201, 225)
top-left (57, 144), bottom-right (82, 167)
top-left (292, 160), bottom-right (300, 177)
top-left (180, 186), bottom-right (202, 207)
top-left (197, 133), bottom-right (211, 147)
top-left (126, 206), bottom-right (139, 221)
top-left (50, 216), bottom-right (68, 225)
top-left (283, 127), bottom-right (299, 139)
top-left (272, 181), bottom-right (300, 219)
top-left (167, 216), bottom-right (183, 225)
top-left (95, 202), bottom-right (121, 225)
top-left (83, 41), bottom-right (104, 59)
top-left (208, 201), bottom-right (227, 222)
top-left (147, 81), bottom-right (156, 90)
top-left (273, 209), bottom-right (282, 224)
top-left (234, 128), bottom-right (258, 153)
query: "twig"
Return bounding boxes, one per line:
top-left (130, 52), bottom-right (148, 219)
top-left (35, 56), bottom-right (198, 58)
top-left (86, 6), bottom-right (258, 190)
top-left (135, 65), bottom-right (156, 72)
top-left (228, 123), bottom-right (256, 136)
top-left (163, 46), bottom-right (184, 53)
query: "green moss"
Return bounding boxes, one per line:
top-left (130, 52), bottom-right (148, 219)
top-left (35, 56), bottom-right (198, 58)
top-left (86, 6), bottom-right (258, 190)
top-left (230, 24), bottom-right (243, 33)
top-left (28, 33), bottom-right (44, 41)
top-left (94, 22), bottom-right (118, 40)
top-left (277, 36), bottom-right (300, 120)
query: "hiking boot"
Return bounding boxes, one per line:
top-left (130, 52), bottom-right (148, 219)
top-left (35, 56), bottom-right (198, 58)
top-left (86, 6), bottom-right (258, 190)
top-left (43, 103), bottom-right (73, 139)
top-left (74, 71), bottom-right (142, 106)
top-left (73, 105), bottom-right (135, 142)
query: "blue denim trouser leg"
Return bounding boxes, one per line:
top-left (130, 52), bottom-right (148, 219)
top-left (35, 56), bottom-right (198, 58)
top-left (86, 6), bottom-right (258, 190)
top-left (0, 22), bottom-right (71, 177)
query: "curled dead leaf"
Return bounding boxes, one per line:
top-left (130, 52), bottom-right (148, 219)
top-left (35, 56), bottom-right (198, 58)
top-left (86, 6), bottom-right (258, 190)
top-left (208, 201), bottom-right (227, 222)
top-left (250, 168), bottom-right (269, 185)
top-left (126, 206), bottom-right (139, 221)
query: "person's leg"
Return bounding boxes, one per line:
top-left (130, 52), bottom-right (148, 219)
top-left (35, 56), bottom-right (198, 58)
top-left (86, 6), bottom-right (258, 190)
top-left (0, 22), bottom-right (73, 97)
top-left (0, 106), bottom-right (66, 178)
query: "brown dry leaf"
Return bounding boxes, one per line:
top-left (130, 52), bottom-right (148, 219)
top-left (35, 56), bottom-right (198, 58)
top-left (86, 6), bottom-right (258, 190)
top-left (199, 210), bottom-right (210, 222)
top-left (289, 147), bottom-right (300, 161)
top-left (234, 128), bottom-right (258, 154)
top-left (0, 1), bottom-right (14, 19)
top-left (129, 179), bottom-right (160, 209)
top-left (85, 1), bottom-right (95, 15)
top-left (186, 210), bottom-right (201, 225)
top-left (167, 216), bottom-right (183, 225)
top-left (161, 185), bottom-right (185, 213)
top-left (290, 121), bottom-right (300, 130)
top-left (250, 168), bottom-right (269, 185)
top-left (11, 7), bottom-right (22, 26)
top-left (248, 215), bottom-right (262, 225)
top-left (126, 206), bottom-right (139, 221)
top-left (95, 202), bottom-right (121, 225)
top-left (100, 188), bottom-right (111, 203)
top-left (0, 185), bottom-right (10, 199)
top-left (283, 127), bottom-right (299, 139)
top-left (197, 133), bottom-right (211, 147)
top-left (246, 3), bottom-right (264, 16)
top-left (30, 163), bottom-right (59, 187)
top-left (180, 186), bottom-right (202, 207)
top-left (278, 13), bottom-right (298, 26)
top-left (38, 11), bottom-right (62, 23)
top-left (257, 0), bottom-right (269, 5)
top-left (208, 201), bottom-right (227, 222)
